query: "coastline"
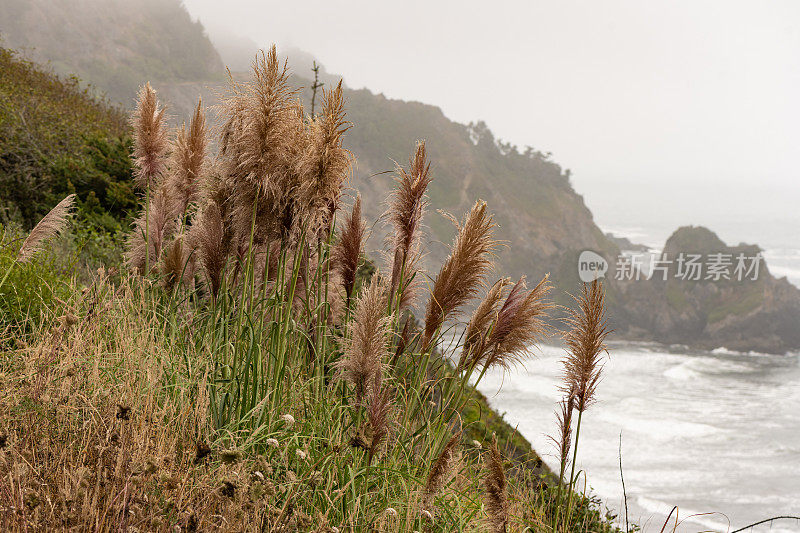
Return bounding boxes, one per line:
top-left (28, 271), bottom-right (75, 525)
top-left (475, 341), bottom-right (800, 532)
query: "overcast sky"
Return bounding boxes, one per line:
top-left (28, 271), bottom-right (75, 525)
top-left (182, 0), bottom-right (800, 245)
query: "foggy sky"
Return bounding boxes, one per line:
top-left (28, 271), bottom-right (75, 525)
top-left (182, 0), bottom-right (800, 243)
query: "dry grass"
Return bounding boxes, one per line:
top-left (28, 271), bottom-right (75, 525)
top-left (0, 275), bottom-right (271, 532)
top-left (131, 82), bottom-right (169, 191)
top-left (484, 436), bottom-right (509, 533)
top-left (336, 277), bottom-right (390, 404)
top-left (562, 279), bottom-right (610, 413)
top-left (387, 141), bottom-right (431, 311)
top-left (167, 99), bottom-right (208, 216)
top-left (332, 194), bottom-right (365, 306)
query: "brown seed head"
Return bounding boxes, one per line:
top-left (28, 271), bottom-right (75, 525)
top-left (125, 186), bottom-right (177, 274)
top-left (459, 278), bottom-right (511, 371)
top-left (482, 275), bottom-right (552, 370)
top-left (483, 435), bottom-right (509, 533)
top-left (293, 80), bottom-right (352, 237)
top-left (190, 201), bottom-right (227, 299)
top-left (17, 194), bottom-right (76, 263)
top-left (131, 82), bottom-right (169, 190)
top-left (561, 279), bottom-right (610, 412)
top-left (422, 200), bottom-right (498, 351)
top-left (332, 194), bottom-right (365, 302)
top-left (335, 278), bottom-right (390, 404)
top-left (423, 431), bottom-right (461, 510)
top-left (167, 99), bottom-right (208, 215)
top-left (366, 370), bottom-right (393, 464)
top-left (161, 236), bottom-right (194, 290)
top-left (387, 141), bottom-right (431, 309)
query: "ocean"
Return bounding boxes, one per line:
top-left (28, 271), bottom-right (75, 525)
top-left (475, 343), bottom-right (800, 533)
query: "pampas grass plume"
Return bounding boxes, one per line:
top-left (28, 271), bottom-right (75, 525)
top-left (17, 194), bottom-right (76, 263)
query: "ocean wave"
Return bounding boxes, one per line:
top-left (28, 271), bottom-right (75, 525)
top-left (663, 357), bottom-right (755, 382)
top-left (599, 411), bottom-right (719, 440)
top-left (663, 363), bottom-right (702, 381)
top-left (710, 346), bottom-right (776, 357)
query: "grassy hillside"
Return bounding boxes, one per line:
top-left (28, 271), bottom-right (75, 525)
top-left (0, 46), bottom-right (136, 341)
top-left (0, 48), bottom-right (622, 532)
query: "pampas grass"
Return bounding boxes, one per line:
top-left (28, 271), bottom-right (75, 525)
top-left (387, 140), bottom-right (431, 310)
top-left (458, 277), bottom-right (510, 371)
top-left (562, 279), bottom-right (610, 413)
top-left (220, 46), bottom-right (298, 246)
top-left (191, 201), bottom-right (227, 299)
top-left (0, 193), bottom-right (76, 293)
top-left (422, 200), bottom-right (498, 351)
top-left (561, 279), bottom-right (611, 530)
top-left (366, 370), bottom-right (393, 465)
top-left (336, 277), bottom-right (390, 404)
top-left (550, 389), bottom-right (576, 531)
top-left (484, 435), bottom-right (509, 533)
top-left (332, 194), bottom-right (365, 307)
top-left (130, 82), bottom-right (170, 275)
top-left (423, 431), bottom-right (461, 512)
top-left (293, 80), bottom-right (352, 237)
top-left (168, 99), bottom-right (208, 216)
top-left (162, 236), bottom-right (194, 290)
top-left (482, 275), bottom-right (552, 371)
top-left (16, 194), bottom-right (76, 263)
top-left (131, 82), bottom-right (169, 191)
top-left (125, 185), bottom-right (176, 274)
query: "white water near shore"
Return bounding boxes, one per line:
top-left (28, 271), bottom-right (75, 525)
top-left (474, 343), bottom-right (800, 532)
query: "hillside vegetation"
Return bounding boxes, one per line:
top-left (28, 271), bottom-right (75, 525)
top-left (0, 47), bottom-right (134, 230)
top-left (0, 45), bottom-right (622, 531)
